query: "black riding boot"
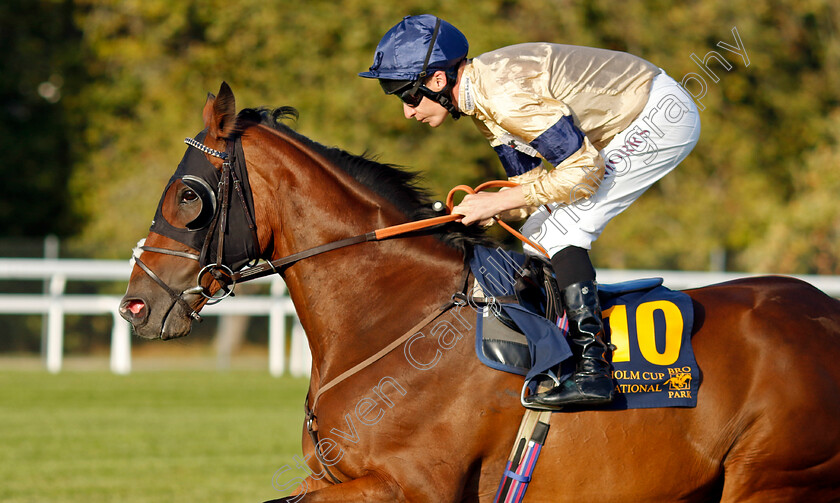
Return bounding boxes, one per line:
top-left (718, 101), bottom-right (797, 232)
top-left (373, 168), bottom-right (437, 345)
top-left (523, 280), bottom-right (615, 410)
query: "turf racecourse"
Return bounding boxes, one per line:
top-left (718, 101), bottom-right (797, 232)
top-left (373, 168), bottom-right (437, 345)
top-left (0, 370), bottom-right (311, 502)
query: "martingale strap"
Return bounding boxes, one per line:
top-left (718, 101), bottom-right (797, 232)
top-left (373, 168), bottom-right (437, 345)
top-left (303, 298), bottom-right (462, 485)
top-left (310, 299), bottom-right (459, 411)
top-left (494, 409), bottom-right (552, 503)
top-left (302, 267), bottom-right (472, 486)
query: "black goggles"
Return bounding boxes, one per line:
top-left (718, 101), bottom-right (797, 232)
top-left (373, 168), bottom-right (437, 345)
top-left (379, 79), bottom-right (431, 107)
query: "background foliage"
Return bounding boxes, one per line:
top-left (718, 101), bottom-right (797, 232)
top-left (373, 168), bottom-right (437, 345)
top-left (2, 0), bottom-right (839, 273)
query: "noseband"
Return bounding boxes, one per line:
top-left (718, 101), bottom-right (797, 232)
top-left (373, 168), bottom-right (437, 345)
top-left (132, 243), bottom-right (205, 321)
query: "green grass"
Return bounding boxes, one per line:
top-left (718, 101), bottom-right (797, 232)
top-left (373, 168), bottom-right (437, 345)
top-left (0, 371), bottom-right (311, 502)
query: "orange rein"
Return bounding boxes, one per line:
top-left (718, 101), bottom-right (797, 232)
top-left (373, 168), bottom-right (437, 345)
top-left (373, 180), bottom-right (549, 257)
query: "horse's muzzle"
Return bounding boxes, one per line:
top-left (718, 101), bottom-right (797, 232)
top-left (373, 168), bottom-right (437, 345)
top-left (119, 294), bottom-right (195, 340)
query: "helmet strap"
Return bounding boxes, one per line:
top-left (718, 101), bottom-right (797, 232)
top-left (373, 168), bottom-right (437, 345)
top-left (425, 65), bottom-right (462, 120)
top-left (407, 17), bottom-right (462, 119)
top-left (409, 18), bottom-right (442, 96)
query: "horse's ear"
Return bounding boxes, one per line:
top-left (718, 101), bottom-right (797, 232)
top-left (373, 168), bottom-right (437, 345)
top-left (202, 82), bottom-right (236, 139)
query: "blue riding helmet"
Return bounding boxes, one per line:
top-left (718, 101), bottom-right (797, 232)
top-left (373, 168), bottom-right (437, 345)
top-left (360, 15), bottom-right (468, 118)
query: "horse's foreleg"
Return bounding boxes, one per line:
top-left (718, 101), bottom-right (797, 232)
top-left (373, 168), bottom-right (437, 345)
top-left (263, 473), bottom-right (403, 503)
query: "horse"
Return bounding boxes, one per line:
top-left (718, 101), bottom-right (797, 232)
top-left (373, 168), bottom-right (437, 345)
top-left (120, 82), bottom-right (840, 502)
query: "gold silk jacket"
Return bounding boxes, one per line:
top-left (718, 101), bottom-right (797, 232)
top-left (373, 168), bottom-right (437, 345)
top-left (457, 43), bottom-right (659, 207)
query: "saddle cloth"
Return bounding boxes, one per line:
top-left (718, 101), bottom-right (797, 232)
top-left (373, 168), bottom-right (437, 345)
top-left (469, 245), bottom-right (700, 410)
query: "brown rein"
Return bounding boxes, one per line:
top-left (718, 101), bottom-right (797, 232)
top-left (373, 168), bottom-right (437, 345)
top-left (233, 180), bottom-right (548, 285)
top-left (135, 177), bottom-right (548, 332)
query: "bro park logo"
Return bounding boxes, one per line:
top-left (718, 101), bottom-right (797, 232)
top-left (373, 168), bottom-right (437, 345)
top-left (666, 366), bottom-right (694, 399)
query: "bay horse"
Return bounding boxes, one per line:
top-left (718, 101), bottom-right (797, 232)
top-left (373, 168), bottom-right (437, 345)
top-left (120, 82), bottom-right (840, 502)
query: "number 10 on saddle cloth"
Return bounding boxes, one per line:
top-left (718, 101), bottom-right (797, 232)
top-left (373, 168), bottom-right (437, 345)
top-left (469, 245), bottom-right (700, 410)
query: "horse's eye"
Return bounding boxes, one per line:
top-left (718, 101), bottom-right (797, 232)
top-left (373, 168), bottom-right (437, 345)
top-left (182, 190), bottom-right (198, 202)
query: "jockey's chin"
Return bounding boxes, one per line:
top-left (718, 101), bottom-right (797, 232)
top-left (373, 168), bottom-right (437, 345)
top-left (404, 100), bottom-right (449, 128)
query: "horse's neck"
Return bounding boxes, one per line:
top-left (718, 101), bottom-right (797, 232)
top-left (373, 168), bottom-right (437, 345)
top-left (284, 240), bottom-right (463, 380)
top-left (254, 130), bottom-right (466, 385)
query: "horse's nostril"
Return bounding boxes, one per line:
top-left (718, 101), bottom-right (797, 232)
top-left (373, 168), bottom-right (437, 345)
top-left (127, 300), bottom-right (145, 315)
top-left (121, 299), bottom-right (147, 321)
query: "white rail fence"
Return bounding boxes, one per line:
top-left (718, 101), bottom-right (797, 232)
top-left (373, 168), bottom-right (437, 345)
top-left (0, 258), bottom-right (309, 376)
top-left (1, 258), bottom-right (839, 375)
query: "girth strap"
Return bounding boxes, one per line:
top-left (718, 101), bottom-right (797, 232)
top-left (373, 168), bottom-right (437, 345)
top-left (494, 409), bottom-right (551, 502)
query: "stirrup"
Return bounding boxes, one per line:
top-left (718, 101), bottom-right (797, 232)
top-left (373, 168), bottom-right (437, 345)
top-left (520, 370), bottom-right (561, 408)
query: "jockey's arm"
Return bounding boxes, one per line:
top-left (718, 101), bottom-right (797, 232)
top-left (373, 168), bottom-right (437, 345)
top-left (452, 139), bottom-right (605, 226)
top-left (519, 138), bottom-right (606, 207)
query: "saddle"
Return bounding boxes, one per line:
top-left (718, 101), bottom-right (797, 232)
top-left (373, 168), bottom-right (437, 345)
top-left (471, 253), bottom-right (664, 378)
top-left (469, 254), bottom-right (554, 373)
top-left (479, 254), bottom-right (553, 332)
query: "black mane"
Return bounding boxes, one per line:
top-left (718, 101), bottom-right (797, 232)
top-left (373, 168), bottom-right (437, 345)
top-left (235, 107), bottom-right (494, 255)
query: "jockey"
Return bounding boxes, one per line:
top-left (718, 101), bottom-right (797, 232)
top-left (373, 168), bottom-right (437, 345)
top-left (359, 14), bottom-right (701, 410)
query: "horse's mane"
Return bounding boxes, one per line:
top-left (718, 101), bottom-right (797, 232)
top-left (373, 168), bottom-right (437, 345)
top-left (235, 107), bottom-right (495, 255)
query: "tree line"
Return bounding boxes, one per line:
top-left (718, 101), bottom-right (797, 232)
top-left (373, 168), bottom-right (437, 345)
top-left (2, 0), bottom-right (838, 274)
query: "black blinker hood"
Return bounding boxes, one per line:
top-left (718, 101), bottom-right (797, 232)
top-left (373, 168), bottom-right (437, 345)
top-left (149, 130), bottom-right (258, 270)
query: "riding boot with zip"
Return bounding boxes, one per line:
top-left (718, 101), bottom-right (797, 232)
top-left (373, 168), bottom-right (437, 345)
top-left (523, 280), bottom-right (615, 410)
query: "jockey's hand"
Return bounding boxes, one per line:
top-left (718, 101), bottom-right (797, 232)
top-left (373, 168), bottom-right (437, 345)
top-left (451, 188), bottom-right (528, 226)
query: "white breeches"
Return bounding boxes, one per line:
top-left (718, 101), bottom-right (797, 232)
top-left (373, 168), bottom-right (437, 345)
top-left (522, 71), bottom-right (702, 257)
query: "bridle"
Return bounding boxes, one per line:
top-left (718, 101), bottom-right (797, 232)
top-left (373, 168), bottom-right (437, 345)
top-left (131, 133), bottom-right (548, 329)
top-left (132, 243), bottom-right (205, 321)
top-left (131, 136), bottom-right (257, 324)
top-left (130, 133), bottom-right (453, 328)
